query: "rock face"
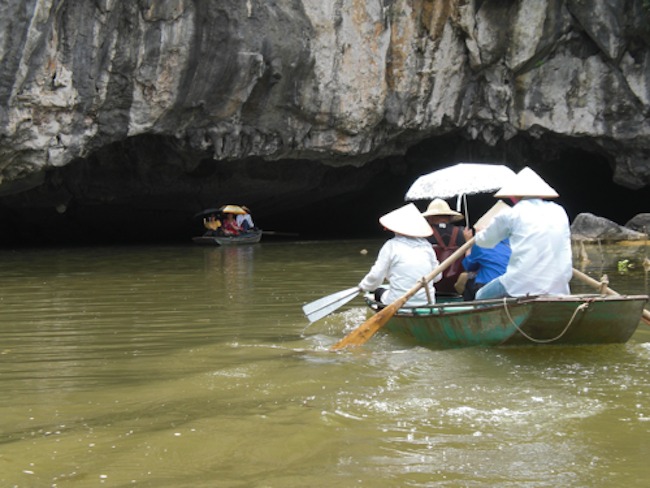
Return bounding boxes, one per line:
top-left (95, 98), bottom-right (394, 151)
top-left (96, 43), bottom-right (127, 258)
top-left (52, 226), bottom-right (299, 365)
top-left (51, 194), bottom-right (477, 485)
top-left (0, 1), bottom-right (648, 243)
top-left (571, 212), bottom-right (647, 241)
top-left (625, 213), bottom-right (650, 233)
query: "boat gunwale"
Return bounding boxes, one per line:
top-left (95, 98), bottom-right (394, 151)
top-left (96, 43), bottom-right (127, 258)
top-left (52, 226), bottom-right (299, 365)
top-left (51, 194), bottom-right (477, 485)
top-left (192, 229), bottom-right (263, 246)
top-left (365, 293), bottom-right (649, 318)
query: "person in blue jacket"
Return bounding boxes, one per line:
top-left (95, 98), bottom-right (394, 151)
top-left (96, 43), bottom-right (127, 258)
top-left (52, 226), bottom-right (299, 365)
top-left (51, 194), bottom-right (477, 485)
top-left (460, 229), bottom-right (511, 301)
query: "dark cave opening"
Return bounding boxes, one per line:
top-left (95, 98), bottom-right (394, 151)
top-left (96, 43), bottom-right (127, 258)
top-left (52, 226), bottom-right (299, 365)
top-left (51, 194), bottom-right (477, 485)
top-left (279, 136), bottom-right (648, 241)
top-left (0, 134), bottom-right (646, 247)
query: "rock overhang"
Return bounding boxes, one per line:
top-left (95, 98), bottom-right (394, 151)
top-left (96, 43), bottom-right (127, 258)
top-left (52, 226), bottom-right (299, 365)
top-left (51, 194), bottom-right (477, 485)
top-left (0, 0), bottom-right (648, 245)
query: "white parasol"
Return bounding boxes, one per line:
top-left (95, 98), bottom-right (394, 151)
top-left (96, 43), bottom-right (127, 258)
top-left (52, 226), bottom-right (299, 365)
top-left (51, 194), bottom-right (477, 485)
top-left (404, 163), bottom-right (517, 201)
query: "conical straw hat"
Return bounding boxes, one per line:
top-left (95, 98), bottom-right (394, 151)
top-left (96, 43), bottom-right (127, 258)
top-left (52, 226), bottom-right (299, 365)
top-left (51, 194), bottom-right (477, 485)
top-left (474, 200), bottom-right (510, 230)
top-left (494, 167), bottom-right (559, 198)
top-left (421, 198), bottom-right (464, 222)
top-left (379, 203), bottom-right (433, 237)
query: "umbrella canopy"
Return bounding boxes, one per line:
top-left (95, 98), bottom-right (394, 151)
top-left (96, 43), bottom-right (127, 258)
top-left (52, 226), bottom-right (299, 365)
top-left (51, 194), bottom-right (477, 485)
top-left (193, 205), bottom-right (248, 219)
top-left (405, 163), bottom-right (517, 200)
top-left (193, 208), bottom-right (223, 219)
top-left (219, 204), bottom-right (248, 215)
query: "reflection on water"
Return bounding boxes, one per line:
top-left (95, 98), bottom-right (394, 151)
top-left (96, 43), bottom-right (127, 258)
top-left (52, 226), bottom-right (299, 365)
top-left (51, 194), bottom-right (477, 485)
top-left (0, 241), bottom-right (648, 487)
top-left (203, 246), bottom-right (256, 302)
top-left (573, 240), bottom-right (649, 288)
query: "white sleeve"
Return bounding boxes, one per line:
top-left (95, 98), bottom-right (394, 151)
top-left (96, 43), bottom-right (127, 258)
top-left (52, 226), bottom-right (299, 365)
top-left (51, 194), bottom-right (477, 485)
top-left (358, 241), bottom-right (392, 291)
top-left (430, 248), bottom-right (442, 283)
top-left (475, 210), bottom-right (511, 249)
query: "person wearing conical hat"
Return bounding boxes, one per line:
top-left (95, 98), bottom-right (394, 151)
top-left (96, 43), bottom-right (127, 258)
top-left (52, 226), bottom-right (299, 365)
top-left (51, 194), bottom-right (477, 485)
top-left (358, 203), bottom-right (442, 307)
top-left (472, 167), bottom-right (572, 300)
top-left (421, 198), bottom-right (466, 295)
top-left (236, 205), bottom-right (255, 231)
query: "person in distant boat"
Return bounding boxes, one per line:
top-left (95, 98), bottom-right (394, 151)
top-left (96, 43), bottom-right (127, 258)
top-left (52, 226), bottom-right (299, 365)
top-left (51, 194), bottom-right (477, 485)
top-left (459, 224), bottom-right (511, 301)
top-left (222, 213), bottom-right (243, 236)
top-left (472, 167), bottom-right (572, 300)
top-left (421, 198), bottom-right (466, 295)
top-left (236, 206), bottom-right (255, 231)
top-left (203, 214), bottom-right (222, 236)
top-left (358, 203), bottom-right (442, 307)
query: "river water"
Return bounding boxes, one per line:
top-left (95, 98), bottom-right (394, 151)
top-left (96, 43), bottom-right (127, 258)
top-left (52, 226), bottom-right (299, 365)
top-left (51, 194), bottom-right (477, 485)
top-left (0, 240), bottom-right (649, 487)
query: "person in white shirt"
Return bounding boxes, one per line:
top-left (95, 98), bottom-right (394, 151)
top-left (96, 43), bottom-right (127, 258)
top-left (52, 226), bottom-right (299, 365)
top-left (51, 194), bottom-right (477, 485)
top-left (236, 206), bottom-right (255, 231)
top-left (359, 203), bottom-right (442, 307)
top-left (474, 167), bottom-right (572, 300)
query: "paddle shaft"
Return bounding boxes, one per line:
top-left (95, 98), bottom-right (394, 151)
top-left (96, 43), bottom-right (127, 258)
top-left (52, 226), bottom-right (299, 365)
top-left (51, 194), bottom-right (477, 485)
top-left (262, 231), bottom-right (299, 237)
top-left (330, 237), bottom-right (476, 350)
top-left (572, 268), bottom-right (650, 326)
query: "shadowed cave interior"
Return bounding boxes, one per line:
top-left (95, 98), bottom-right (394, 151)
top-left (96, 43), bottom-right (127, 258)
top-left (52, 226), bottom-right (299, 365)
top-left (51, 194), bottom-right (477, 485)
top-left (0, 133), bottom-right (646, 247)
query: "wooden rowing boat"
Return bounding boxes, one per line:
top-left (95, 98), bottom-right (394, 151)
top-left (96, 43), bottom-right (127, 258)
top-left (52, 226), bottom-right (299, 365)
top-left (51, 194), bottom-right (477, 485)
top-left (192, 230), bottom-right (262, 246)
top-left (365, 294), bottom-right (649, 349)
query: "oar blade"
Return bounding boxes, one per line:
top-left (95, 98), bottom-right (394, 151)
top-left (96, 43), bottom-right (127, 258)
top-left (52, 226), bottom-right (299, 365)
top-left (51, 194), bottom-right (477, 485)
top-left (302, 287), bottom-right (359, 315)
top-left (304, 293), bottom-right (357, 324)
top-left (329, 237), bottom-right (477, 351)
top-left (302, 287), bottom-right (360, 323)
top-left (330, 300), bottom-right (403, 351)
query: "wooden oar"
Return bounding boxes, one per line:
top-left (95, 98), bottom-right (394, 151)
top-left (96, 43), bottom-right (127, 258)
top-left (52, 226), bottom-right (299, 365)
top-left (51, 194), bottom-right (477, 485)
top-left (262, 230), bottom-right (299, 237)
top-left (302, 287), bottom-right (360, 324)
top-left (330, 238), bottom-right (476, 351)
top-left (572, 268), bottom-right (650, 326)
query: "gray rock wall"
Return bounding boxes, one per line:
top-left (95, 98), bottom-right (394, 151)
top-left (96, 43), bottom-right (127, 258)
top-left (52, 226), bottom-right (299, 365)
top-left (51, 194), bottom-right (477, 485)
top-left (0, 0), bottom-right (648, 197)
top-left (571, 212), bottom-right (647, 240)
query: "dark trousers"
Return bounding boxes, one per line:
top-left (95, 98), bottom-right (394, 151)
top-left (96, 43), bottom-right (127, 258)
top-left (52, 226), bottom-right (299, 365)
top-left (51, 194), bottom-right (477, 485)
top-left (462, 278), bottom-right (485, 301)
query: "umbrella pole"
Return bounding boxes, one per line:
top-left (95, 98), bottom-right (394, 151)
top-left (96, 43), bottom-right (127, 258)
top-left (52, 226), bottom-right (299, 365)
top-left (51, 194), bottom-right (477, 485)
top-left (458, 193), bottom-right (469, 228)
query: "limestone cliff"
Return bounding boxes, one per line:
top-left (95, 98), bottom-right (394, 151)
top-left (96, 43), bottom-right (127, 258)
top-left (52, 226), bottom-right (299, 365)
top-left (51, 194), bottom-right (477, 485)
top-left (0, 0), bottom-right (648, 242)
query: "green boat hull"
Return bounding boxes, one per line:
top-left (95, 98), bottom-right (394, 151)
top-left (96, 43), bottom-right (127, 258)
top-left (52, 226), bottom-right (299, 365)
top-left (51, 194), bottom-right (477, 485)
top-left (502, 295), bottom-right (646, 346)
top-left (368, 294), bottom-right (648, 349)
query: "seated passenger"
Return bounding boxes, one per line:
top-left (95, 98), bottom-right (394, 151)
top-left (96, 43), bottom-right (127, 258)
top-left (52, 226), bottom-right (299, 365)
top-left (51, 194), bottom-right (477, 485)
top-left (203, 214), bottom-right (222, 236)
top-left (473, 167), bottom-right (572, 300)
top-left (421, 198), bottom-right (466, 295)
top-left (222, 213), bottom-right (243, 236)
top-left (236, 206), bottom-right (255, 231)
top-left (358, 203), bottom-right (442, 307)
top-left (459, 224), bottom-right (511, 301)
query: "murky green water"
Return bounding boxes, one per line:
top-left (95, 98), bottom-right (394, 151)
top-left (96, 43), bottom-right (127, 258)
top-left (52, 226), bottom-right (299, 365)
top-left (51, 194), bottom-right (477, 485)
top-left (1, 240), bottom-right (649, 487)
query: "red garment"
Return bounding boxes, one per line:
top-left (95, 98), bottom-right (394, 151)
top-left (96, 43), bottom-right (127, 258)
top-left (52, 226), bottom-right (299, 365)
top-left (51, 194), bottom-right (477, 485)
top-left (429, 225), bottom-right (465, 295)
top-left (222, 218), bottom-right (243, 235)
